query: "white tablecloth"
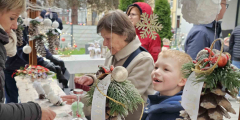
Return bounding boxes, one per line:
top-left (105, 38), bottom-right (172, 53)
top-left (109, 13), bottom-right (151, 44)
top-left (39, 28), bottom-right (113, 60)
top-left (53, 55), bottom-right (105, 89)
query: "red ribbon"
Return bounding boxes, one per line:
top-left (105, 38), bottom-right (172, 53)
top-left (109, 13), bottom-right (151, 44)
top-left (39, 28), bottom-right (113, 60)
top-left (11, 71), bottom-right (17, 78)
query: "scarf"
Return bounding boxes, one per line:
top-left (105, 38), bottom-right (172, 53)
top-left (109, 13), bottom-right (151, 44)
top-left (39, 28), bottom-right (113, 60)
top-left (0, 25), bottom-right (17, 57)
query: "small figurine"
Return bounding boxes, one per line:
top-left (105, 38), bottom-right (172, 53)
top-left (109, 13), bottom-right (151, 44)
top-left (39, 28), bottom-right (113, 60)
top-left (71, 101), bottom-right (85, 118)
top-left (33, 81), bottom-right (46, 99)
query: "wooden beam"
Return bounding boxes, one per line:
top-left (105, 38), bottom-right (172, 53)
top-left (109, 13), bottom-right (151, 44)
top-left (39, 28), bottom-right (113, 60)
top-left (29, 0), bottom-right (37, 66)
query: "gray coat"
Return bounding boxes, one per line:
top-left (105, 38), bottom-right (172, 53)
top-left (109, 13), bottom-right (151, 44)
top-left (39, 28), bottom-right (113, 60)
top-left (229, 25), bottom-right (240, 61)
top-left (0, 28), bottom-right (42, 120)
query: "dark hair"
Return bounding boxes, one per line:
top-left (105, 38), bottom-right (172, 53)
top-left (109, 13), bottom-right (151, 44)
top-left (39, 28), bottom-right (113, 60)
top-left (97, 10), bottom-right (136, 43)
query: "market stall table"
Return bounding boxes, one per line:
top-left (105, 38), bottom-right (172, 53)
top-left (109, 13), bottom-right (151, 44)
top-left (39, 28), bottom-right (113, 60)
top-left (15, 76), bottom-right (74, 120)
top-left (53, 55), bottom-right (105, 89)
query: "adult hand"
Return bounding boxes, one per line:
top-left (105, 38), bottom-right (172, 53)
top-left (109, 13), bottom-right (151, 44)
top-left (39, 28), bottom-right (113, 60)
top-left (61, 95), bottom-right (78, 105)
top-left (41, 107), bottom-right (56, 120)
top-left (74, 76), bottom-right (93, 86)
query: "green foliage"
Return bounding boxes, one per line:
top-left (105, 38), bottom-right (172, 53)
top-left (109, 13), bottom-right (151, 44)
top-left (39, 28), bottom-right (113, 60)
top-left (86, 79), bottom-right (144, 117)
top-left (118, 0), bottom-right (144, 11)
top-left (17, 17), bottom-right (24, 31)
top-left (181, 62), bottom-right (195, 78)
top-left (182, 60), bottom-right (240, 96)
top-left (30, 20), bottom-right (40, 26)
top-left (57, 48), bottom-right (85, 55)
top-left (154, 0), bottom-right (173, 39)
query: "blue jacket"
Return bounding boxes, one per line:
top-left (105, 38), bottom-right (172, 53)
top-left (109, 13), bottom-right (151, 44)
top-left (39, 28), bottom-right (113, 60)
top-left (184, 21), bottom-right (222, 60)
top-left (141, 91), bottom-right (183, 120)
top-left (5, 27), bottom-right (52, 71)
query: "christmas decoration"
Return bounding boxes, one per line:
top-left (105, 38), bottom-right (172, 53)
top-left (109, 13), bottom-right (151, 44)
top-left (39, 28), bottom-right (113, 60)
top-left (46, 29), bottom-right (59, 55)
top-left (21, 11), bottom-right (28, 19)
top-left (14, 65), bottom-right (54, 82)
top-left (29, 20), bottom-right (40, 38)
top-left (86, 65), bottom-right (144, 119)
top-left (34, 34), bottom-right (46, 57)
top-left (43, 84), bottom-right (53, 98)
top-left (136, 13), bottom-right (163, 40)
top-left (178, 39), bottom-right (240, 120)
top-left (15, 17), bottom-right (24, 46)
top-left (43, 18), bottom-right (52, 27)
top-left (52, 21), bottom-right (59, 29)
top-left (71, 101), bottom-right (85, 118)
top-left (88, 41), bottom-right (101, 58)
top-left (23, 44), bottom-right (32, 54)
top-left (61, 37), bottom-right (65, 42)
top-left (181, 0), bottom-right (221, 24)
top-left (33, 81), bottom-right (46, 99)
top-left (162, 38), bottom-right (171, 51)
top-left (111, 66), bottom-right (128, 82)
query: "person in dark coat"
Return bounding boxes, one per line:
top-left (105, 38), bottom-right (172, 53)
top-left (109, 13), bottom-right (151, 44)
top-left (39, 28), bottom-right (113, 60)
top-left (184, 0), bottom-right (227, 60)
top-left (142, 50), bottom-right (192, 120)
top-left (126, 2), bottom-right (161, 62)
top-left (45, 12), bottom-right (63, 30)
top-left (0, 0), bottom-right (56, 119)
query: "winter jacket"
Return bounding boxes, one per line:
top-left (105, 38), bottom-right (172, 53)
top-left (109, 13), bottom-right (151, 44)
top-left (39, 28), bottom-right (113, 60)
top-left (229, 25), bottom-right (240, 61)
top-left (0, 27), bottom-right (42, 120)
top-left (5, 27), bottom-right (52, 71)
top-left (184, 21), bottom-right (222, 60)
top-left (84, 36), bottom-right (154, 120)
top-left (142, 91), bottom-right (184, 120)
top-left (126, 2), bottom-right (161, 62)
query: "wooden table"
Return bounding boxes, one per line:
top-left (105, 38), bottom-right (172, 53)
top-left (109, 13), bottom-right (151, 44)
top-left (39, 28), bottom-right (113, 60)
top-left (15, 76), bottom-right (73, 120)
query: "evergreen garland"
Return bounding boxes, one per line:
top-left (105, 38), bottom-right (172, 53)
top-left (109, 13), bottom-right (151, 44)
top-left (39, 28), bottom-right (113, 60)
top-left (86, 79), bottom-right (144, 117)
top-left (182, 60), bottom-right (240, 96)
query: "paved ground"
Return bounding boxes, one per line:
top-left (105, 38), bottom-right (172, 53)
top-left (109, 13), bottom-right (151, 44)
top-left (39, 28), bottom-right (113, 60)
top-left (228, 99), bottom-right (239, 120)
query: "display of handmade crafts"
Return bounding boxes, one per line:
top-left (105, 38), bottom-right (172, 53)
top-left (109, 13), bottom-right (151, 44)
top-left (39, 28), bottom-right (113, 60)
top-left (162, 38), bottom-right (171, 51)
top-left (42, 83), bottom-right (64, 106)
top-left (88, 41), bottom-right (101, 59)
top-left (33, 81), bottom-right (46, 99)
top-left (86, 65), bottom-right (144, 120)
top-left (15, 65), bottom-right (53, 82)
top-left (178, 38), bottom-right (240, 120)
top-left (22, 12), bottom-right (61, 56)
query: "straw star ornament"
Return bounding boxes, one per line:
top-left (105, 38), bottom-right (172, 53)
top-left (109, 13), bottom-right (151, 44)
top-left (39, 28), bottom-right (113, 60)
top-left (136, 13), bottom-right (163, 40)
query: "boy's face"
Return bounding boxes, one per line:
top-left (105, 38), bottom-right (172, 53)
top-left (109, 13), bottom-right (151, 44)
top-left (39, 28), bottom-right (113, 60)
top-left (151, 55), bottom-right (186, 96)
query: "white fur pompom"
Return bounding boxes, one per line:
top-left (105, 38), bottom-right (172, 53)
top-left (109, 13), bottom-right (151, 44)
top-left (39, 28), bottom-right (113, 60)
top-left (111, 66), bottom-right (128, 82)
top-left (33, 81), bottom-right (45, 95)
top-left (23, 45), bottom-right (32, 54)
top-left (47, 91), bottom-right (55, 99)
top-left (49, 94), bottom-right (60, 104)
top-left (21, 12), bottom-right (28, 18)
top-left (52, 21), bottom-right (59, 29)
top-left (43, 18), bottom-right (52, 26)
top-left (42, 84), bottom-right (53, 95)
top-left (23, 18), bottom-right (31, 26)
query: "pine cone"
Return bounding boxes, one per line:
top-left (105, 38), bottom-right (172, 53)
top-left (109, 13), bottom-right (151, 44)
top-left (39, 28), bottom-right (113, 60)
top-left (29, 23), bottom-right (39, 36)
top-left (47, 34), bottom-right (58, 54)
top-left (14, 29), bottom-right (23, 46)
top-left (35, 38), bottom-right (46, 57)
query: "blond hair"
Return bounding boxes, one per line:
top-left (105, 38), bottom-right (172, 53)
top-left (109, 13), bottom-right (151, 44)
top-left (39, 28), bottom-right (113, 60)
top-left (158, 49), bottom-right (192, 71)
top-left (0, 0), bottom-right (26, 13)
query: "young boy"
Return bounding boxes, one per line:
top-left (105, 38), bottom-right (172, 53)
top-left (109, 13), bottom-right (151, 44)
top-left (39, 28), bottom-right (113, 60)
top-left (141, 49), bottom-right (192, 120)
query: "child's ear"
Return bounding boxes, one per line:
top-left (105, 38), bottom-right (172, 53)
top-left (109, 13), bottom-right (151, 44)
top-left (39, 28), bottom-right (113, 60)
top-left (178, 78), bottom-right (187, 87)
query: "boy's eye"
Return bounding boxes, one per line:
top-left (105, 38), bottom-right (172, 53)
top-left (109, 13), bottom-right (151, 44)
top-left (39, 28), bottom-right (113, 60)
top-left (164, 68), bottom-right (169, 71)
top-left (10, 18), bottom-right (15, 20)
top-left (154, 67), bottom-right (158, 70)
